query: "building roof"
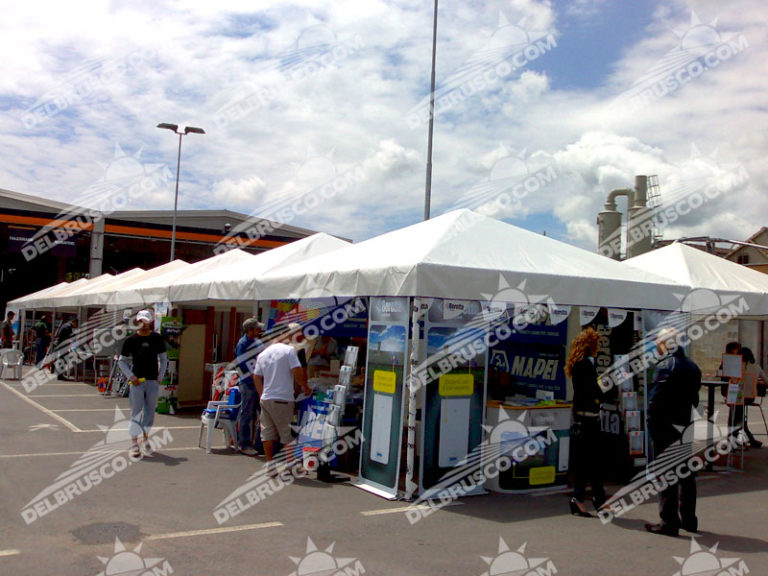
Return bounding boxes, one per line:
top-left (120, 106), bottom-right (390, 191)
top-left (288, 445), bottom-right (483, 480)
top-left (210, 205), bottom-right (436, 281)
top-left (725, 226), bottom-right (768, 261)
top-left (0, 187), bottom-right (85, 214)
top-left (0, 188), bottom-right (322, 239)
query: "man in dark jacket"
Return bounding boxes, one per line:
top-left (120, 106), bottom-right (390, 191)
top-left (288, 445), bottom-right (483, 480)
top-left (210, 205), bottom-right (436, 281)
top-left (53, 317), bottom-right (78, 380)
top-left (645, 327), bottom-right (702, 537)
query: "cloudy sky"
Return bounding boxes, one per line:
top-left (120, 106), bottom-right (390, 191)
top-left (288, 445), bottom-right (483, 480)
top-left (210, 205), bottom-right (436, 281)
top-left (1, 0), bottom-right (765, 254)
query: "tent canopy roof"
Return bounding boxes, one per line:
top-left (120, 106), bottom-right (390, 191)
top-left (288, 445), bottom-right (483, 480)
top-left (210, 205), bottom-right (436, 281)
top-left (624, 242), bottom-right (768, 316)
top-left (256, 210), bottom-right (688, 310)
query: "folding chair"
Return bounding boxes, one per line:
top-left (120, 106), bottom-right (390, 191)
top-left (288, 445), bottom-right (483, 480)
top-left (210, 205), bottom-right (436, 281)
top-left (0, 349), bottom-right (23, 380)
top-left (199, 387), bottom-right (242, 453)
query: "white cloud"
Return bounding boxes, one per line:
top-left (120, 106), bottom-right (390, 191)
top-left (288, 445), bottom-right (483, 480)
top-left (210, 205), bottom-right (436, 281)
top-left (0, 0), bottom-right (766, 258)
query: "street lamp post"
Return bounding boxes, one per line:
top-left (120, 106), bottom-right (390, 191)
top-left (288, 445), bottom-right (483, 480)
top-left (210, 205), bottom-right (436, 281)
top-left (156, 123), bottom-right (205, 261)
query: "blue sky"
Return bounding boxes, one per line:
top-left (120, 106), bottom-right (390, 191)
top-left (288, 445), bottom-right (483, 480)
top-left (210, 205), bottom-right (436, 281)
top-left (0, 0), bottom-right (765, 253)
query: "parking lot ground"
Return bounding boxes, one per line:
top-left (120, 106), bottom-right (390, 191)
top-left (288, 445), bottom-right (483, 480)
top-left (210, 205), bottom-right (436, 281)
top-left (1, 370), bottom-right (767, 575)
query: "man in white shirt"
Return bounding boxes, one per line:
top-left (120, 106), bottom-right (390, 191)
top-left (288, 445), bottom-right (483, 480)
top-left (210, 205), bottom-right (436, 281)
top-left (254, 323), bottom-right (311, 473)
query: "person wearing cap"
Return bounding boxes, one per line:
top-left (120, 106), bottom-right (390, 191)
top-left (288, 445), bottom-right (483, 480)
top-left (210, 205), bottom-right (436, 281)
top-left (253, 322), bottom-right (312, 475)
top-left (234, 317), bottom-right (265, 456)
top-left (645, 327), bottom-right (702, 537)
top-left (118, 310), bottom-right (168, 459)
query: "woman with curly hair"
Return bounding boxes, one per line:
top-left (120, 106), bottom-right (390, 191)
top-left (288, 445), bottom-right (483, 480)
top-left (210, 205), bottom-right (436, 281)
top-left (565, 326), bottom-right (606, 517)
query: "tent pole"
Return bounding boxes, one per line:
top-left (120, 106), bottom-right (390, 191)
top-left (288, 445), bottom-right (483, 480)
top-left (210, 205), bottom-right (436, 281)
top-left (404, 297), bottom-right (421, 500)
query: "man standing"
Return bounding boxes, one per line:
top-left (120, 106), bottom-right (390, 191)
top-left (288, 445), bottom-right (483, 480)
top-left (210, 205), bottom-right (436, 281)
top-left (1, 311), bottom-right (15, 348)
top-left (234, 317), bottom-right (264, 456)
top-left (118, 310), bottom-right (168, 459)
top-left (254, 323), bottom-right (311, 475)
top-left (645, 327), bottom-right (702, 537)
top-left (54, 317), bottom-right (78, 380)
top-left (33, 315), bottom-right (50, 366)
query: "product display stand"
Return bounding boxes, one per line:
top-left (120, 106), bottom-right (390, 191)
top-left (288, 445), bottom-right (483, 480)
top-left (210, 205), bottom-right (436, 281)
top-left (315, 346), bottom-right (359, 483)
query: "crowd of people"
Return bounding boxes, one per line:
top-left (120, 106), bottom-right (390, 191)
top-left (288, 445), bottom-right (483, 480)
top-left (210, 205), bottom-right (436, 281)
top-left (565, 324), bottom-right (766, 537)
top-left (4, 306), bottom-right (765, 535)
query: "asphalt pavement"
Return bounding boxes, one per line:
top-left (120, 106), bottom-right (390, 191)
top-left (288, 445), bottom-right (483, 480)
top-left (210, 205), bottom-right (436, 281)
top-left (1, 368), bottom-right (767, 576)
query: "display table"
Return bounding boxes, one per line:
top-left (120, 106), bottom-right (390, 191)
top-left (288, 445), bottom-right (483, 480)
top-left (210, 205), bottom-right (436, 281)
top-left (484, 400), bottom-right (572, 492)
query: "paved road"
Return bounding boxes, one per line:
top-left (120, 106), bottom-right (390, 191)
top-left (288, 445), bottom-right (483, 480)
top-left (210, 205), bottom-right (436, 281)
top-left (1, 370), bottom-right (767, 575)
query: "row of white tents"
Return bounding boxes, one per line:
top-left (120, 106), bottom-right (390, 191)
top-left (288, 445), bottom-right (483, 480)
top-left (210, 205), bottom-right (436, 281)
top-left (9, 209), bottom-right (768, 316)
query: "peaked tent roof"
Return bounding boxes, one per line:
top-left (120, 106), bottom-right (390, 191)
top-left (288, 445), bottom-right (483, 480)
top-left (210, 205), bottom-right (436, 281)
top-left (19, 275), bottom-right (116, 309)
top-left (49, 268), bottom-right (147, 309)
top-left (255, 210), bottom-right (688, 310)
top-left (108, 259), bottom-right (197, 309)
top-left (80, 260), bottom-right (191, 308)
top-left (624, 242), bottom-right (768, 315)
top-left (206, 233), bottom-right (351, 302)
top-left (166, 248), bottom-right (258, 304)
top-left (8, 278), bottom-right (91, 309)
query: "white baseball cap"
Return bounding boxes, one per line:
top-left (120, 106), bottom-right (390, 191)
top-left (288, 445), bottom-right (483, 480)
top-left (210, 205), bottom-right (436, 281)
top-left (136, 310), bottom-right (153, 324)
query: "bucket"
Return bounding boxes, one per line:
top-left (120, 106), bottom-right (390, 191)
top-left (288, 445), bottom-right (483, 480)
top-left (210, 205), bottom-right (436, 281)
top-left (302, 446), bottom-right (322, 472)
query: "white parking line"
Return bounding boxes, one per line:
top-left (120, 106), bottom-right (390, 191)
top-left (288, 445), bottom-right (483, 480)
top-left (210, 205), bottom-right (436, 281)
top-left (0, 549), bottom-right (21, 557)
top-left (4, 382), bottom-right (84, 387)
top-left (53, 408), bottom-right (130, 412)
top-left (360, 501), bottom-right (463, 516)
top-left (0, 381), bottom-right (80, 432)
top-left (75, 425), bottom-right (202, 432)
top-left (0, 446), bottom-right (202, 459)
top-left (27, 394), bottom-right (95, 397)
top-left (145, 522), bottom-right (283, 541)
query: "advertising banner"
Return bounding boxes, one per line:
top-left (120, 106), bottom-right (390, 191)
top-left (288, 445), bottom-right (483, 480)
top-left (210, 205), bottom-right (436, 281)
top-left (357, 297), bottom-right (409, 498)
top-left (420, 299), bottom-right (486, 495)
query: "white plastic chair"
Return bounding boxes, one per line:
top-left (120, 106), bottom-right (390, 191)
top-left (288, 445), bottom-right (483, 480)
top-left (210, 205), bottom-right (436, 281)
top-left (0, 349), bottom-right (23, 380)
top-left (198, 387), bottom-right (242, 453)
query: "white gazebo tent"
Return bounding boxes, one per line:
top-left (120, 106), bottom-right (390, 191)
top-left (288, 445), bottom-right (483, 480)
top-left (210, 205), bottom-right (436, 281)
top-left (253, 209), bottom-right (691, 500)
top-left (165, 233), bottom-right (351, 308)
top-left (206, 233), bottom-right (351, 304)
top-left (77, 260), bottom-right (191, 309)
top-left (8, 277), bottom-right (91, 311)
top-left (45, 268), bottom-right (146, 310)
top-left (624, 242), bottom-right (768, 316)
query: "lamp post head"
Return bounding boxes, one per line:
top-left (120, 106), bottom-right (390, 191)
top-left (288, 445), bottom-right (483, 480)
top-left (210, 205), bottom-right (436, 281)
top-left (156, 123), bottom-right (205, 135)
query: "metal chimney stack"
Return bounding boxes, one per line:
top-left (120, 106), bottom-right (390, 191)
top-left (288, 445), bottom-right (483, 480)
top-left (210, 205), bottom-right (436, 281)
top-left (626, 175), bottom-right (652, 259)
top-left (597, 175), bottom-right (654, 260)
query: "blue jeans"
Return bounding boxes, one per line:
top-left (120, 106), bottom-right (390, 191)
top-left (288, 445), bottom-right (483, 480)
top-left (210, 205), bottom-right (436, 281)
top-left (129, 380), bottom-right (159, 437)
top-left (237, 385), bottom-right (258, 449)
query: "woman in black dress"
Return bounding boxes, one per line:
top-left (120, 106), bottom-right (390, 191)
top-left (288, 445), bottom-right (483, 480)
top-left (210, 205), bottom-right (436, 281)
top-left (565, 327), bottom-right (606, 517)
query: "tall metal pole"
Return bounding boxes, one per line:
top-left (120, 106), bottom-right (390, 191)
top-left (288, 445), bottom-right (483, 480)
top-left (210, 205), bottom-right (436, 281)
top-left (170, 132), bottom-right (183, 261)
top-left (424, 0), bottom-right (438, 221)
